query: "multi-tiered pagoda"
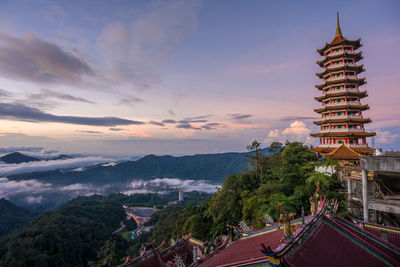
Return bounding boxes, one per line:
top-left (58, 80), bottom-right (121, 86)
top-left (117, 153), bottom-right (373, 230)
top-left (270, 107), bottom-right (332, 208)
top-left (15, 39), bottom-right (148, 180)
top-left (310, 13), bottom-right (376, 160)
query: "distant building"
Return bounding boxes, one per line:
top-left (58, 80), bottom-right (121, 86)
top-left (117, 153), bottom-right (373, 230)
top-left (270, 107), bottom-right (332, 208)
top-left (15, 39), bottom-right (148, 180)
top-left (309, 12), bottom-right (376, 161)
top-left (167, 200), bottom-right (178, 206)
top-left (179, 190), bottom-right (184, 202)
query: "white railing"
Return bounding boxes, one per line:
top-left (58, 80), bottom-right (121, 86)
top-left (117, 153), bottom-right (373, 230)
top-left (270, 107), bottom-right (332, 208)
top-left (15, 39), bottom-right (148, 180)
top-left (327, 50), bottom-right (356, 57)
top-left (326, 75), bottom-right (357, 82)
top-left (326, 62), bottom-right (357, 70)
top-left (349, 143), bottom-right (368, 148)
top-left (320, 128), bottom-right (365, 133)
top-left (327, 63), bottom-right (345, 69)
top-left (347, 100), bottom-right (362, 105)
top-left (324, 101), bottom-right (361, 107)
top-left (320, 115), bottom-right (363, 120)
top-left (322, 88), bottom-right (359, 96)
top-left (318, 143), bottom-right (368, 148)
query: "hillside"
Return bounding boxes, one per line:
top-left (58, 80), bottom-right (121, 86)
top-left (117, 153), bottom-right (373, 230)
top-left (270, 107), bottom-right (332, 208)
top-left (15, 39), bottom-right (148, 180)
top-left (0, 197), bottom-right (126, 267)
top-left (0, 198), bottom-right (37, 236)
top-left (0, 152), bottom-right (40, 164)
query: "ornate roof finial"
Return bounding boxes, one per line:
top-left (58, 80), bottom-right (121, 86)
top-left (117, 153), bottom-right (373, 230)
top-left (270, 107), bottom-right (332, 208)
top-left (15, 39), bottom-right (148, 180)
top-left (335, 12), bottom-right (343, 38)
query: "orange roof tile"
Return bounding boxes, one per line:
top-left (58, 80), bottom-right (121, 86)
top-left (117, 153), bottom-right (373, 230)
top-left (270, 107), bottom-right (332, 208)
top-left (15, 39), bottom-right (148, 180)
top-left (321, 144), bottom-right (362, 160)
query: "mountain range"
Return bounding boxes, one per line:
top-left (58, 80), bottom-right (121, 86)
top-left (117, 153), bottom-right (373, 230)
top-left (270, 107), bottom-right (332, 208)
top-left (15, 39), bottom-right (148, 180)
top-left (8, 148), bottom-right (272, 184)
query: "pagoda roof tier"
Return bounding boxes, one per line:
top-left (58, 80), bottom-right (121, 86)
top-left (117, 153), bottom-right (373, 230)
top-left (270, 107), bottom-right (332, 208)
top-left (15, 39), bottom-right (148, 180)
top-left (310, 131), bottom-right (376, 138)
top-left (313, 117), bottom-right (371, 125)
top-left (316, 64), bottom-right (364, 78)
top-left (317, 51), bottom-right (362, 66)
top-left (314, 104), bottom-right (369, 113)
top-left (317, 40), bottom-right (361, 56)
top-left (317, 13), bottom-right (362, 56)
top-left (315, 77), bottom-right (365, 89)
top-left (314, 90), bottom-right (367, 101)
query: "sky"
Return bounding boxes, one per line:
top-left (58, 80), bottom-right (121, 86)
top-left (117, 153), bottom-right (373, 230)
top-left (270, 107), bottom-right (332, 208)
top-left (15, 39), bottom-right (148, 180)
top-left (0, 0), bottom-right (399, 156)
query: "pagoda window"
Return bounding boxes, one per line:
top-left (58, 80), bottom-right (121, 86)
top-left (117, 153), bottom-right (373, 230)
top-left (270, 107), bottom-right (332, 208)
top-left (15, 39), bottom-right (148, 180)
top-left (349, 140), bottom-right (354, 144)
top-left (338, 125), bottom-right (342, 129)
top-left (338, 112), bottom-right (342, 115)
top-left (338, 140), bottom-right (343, 144)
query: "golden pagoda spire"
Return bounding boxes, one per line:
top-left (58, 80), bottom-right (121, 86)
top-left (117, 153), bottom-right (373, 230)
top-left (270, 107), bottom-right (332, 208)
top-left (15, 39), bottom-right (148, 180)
top-left (335, 12), bottom-right (343, 38)
top-left (330, 12), bottom-right (346, 44)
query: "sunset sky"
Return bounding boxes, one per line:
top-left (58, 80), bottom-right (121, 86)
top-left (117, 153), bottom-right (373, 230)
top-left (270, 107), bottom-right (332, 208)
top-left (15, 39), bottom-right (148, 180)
top-left (0, 0), bottom-right (399, 155)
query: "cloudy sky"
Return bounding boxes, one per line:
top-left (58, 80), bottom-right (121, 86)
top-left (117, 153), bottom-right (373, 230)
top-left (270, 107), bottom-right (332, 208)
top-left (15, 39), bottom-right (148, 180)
top-left (0, 0), bottom-right (399, 155)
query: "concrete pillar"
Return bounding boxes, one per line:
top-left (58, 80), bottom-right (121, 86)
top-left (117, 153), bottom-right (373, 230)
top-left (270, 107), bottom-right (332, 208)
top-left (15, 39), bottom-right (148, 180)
top-left (362, 169), bottom-right (369, 222)
top-left (347, 179), bottom-right (352, 199)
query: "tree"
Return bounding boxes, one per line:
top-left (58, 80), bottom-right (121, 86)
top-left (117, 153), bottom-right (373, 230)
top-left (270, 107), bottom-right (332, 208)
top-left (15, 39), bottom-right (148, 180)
top-left (306, 172), bottom-right (332, 187)
top-left (268, 142), bottom-right (283, 154)
top-left (246, 140), bottom-right (263, 183)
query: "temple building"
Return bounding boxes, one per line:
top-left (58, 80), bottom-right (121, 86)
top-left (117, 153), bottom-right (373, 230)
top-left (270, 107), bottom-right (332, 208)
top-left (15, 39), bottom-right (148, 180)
top-left (309, 13), bottom-right (376, 160)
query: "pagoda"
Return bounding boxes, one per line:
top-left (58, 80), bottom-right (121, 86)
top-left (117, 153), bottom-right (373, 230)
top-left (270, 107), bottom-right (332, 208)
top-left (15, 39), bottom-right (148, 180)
top-left (310, 13), bottom-right (376, 160)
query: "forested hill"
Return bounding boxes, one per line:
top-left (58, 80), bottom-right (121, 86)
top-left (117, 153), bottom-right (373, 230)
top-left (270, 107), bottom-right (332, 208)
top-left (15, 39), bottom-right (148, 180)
top-left (0, 198), bottom-right (38, 236)
top-left (10, 148), bottom-right (272, 184)
top-left (0, 192), bottom-right (211, 267)
top-left (0, 152), bottom-right (40, 163)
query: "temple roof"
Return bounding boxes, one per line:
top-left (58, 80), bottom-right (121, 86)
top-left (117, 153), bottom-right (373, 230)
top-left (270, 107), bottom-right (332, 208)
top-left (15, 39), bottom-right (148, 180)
top-left (199, 227), bottom-right (284, 267)
top-left (287, 216), bottom-right (400, 266)
top-left (317, 13), bottom-right (361, 56)
top-left (313, 117), bottom-right (371, 125)
top-left (308, 145), bottom-right (374, 155)
top-left (347, 214), bottom-right (400, 249)
top-left (320, 144), bottom-right (362, 160)
top-left (315, 77), bottom-right (366, 90)
top-left (333, 216), bottom-right (400, 261)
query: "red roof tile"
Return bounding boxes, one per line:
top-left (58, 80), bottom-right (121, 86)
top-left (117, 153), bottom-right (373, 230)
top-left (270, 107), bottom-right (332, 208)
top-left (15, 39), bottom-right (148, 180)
top-left (333, 216), bottom-right (400, 264)
top-left (200, 228), bottom-right (284, 267)
top-left (287, 217), bottom-right (399, 266)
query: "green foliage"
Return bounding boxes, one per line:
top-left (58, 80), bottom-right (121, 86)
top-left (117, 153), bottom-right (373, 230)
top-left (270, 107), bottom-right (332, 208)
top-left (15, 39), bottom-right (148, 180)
top-left (268, 142), bottom-right (283, 154)
top-left (204, 141), bottom-right (343, 233)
